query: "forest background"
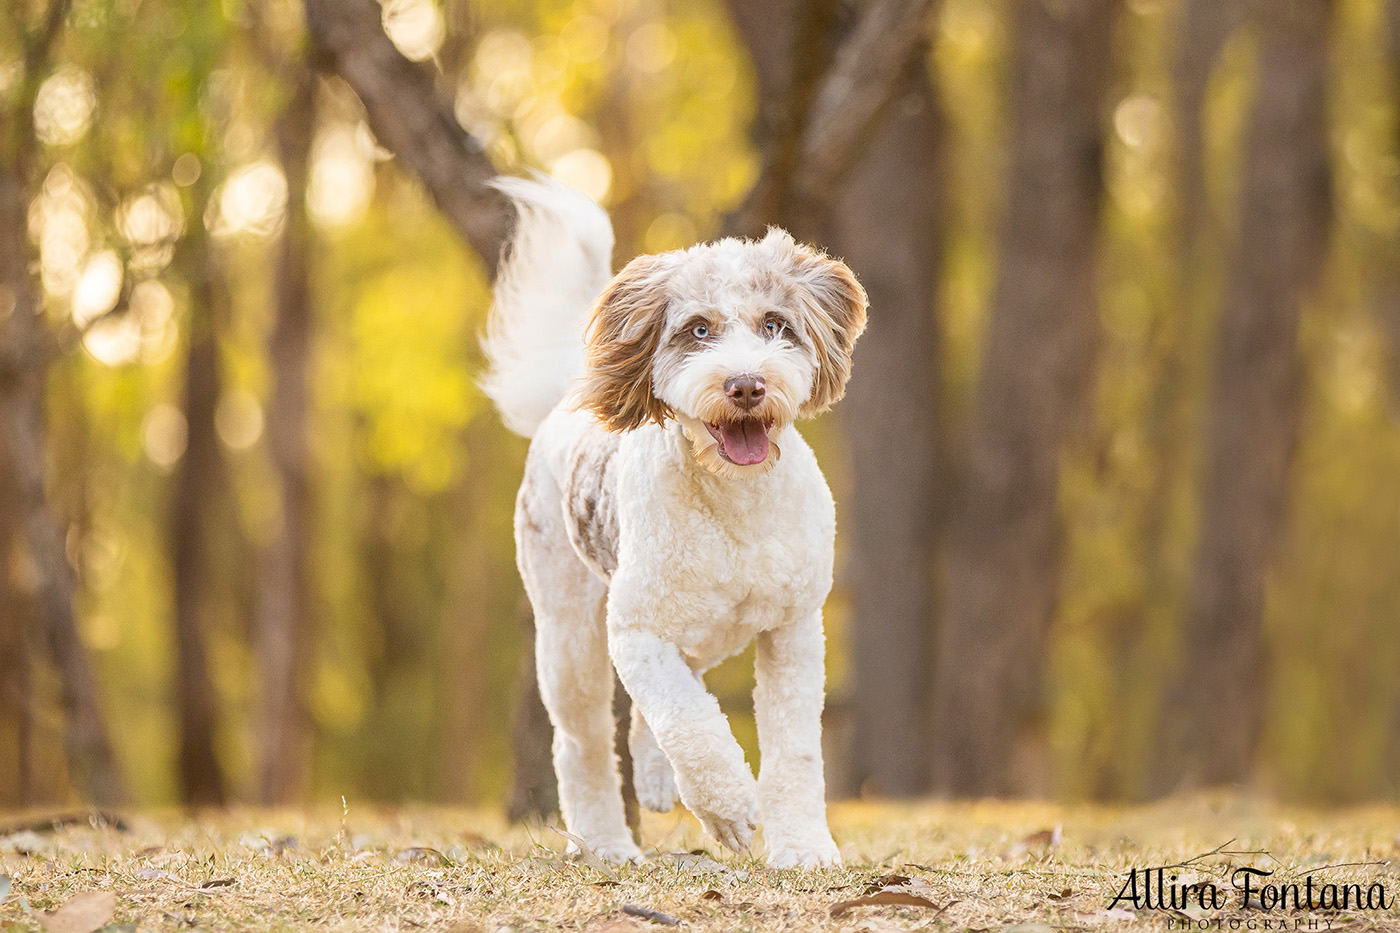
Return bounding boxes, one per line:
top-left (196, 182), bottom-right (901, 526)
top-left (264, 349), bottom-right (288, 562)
top-left (2, 0), bottom-right (1398, 816)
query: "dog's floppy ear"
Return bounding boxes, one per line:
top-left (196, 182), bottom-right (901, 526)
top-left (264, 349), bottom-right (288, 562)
top-left (578, 252), bottom-right (674, 431)
top-left (777, 234), bottom-right (868, 416)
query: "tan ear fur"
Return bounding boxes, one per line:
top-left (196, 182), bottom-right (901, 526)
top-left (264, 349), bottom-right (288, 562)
top-left (578, 253), bottom-right (674, 431)
top-left (790, 245), bottom-right (869, 416)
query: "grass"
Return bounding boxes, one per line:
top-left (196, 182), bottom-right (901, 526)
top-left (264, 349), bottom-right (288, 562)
top-left (2, 796), bottom-right (1399, 931)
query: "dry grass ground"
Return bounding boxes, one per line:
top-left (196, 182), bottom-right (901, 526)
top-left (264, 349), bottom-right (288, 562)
top-left (2, 796), bottom-right (1398, 932)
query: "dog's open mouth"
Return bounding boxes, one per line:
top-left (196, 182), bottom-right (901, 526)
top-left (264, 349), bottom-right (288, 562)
top-left (704, 418), bottom-right (774, 466)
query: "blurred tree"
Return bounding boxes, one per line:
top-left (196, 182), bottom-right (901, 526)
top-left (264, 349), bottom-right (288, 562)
top-left (303, 0), bottom-right (556, 813)
top-left (303, 0), bottom-right (509, 265)
top-left (827, 69), bottom-right (944, 799)
top-left (726, 0), bottom-right (943, 798)
top-left (169, 209), bottom-right (232, 807)
top-left (1380, 0), bottom-right (1400, 413)
top-left (0, 0), bottom-right (126, 806)
top-left (504, 604), bottom-right (558, 819)
top-left (1158, 0), bottom-right (1333, 788)
top-left (254, 60), bottom-right (317, 806)
top-left (1172, 0), bottom-right (1244, 262)
top-left (726, 0), bottom-right (939, 240)
top-left (933, 0), bottom-right (1119, 797)
top-left (0, 461), bottom-right (31, 805)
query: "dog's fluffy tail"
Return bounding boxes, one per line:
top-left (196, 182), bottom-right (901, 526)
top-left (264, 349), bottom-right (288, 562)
top-left (480, 175), bottom-right (615, 438)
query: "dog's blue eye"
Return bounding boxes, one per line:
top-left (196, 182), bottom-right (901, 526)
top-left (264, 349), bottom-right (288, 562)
top-left (765, 320), bottom-right (783, 338)
top-left (693, 324), bottom-right (709, 339)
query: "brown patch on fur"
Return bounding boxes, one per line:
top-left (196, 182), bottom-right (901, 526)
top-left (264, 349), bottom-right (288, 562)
top-left (563, 431), bottom-right (621, 579)
top-left (578, 253), bottom-right (674, 432)
top-left (786, 243), bottom-right (868, 416)
top-left (668, 315), bottom-right (720, 351)
top-left (516, 483), bottom-right (545, 537)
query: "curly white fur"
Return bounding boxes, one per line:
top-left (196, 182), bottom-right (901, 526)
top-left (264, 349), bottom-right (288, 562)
top-left (483, 175), bottom-right (866, 869)
top-left (480, 174), bottom-right (614, 437)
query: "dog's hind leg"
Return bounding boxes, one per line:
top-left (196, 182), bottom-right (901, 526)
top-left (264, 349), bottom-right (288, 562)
top-left (518, 481), bottom-right (641, 863)
top-left (629, 705), bottom-right (678, 812)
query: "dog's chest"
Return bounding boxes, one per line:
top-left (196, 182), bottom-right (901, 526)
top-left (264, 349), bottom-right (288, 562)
top-left (637, 469), bottom-right (832, 665)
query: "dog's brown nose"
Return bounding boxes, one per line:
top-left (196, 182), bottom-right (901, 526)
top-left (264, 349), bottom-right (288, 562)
top-left (724, 374), bottom-right (766, 410)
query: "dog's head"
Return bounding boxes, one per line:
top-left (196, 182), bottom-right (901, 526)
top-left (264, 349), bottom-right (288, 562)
top-left (576, 228), bottom-right (867, 476)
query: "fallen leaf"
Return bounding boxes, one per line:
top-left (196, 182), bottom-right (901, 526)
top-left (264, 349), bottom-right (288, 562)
top-left (0, 812), bottom-right (129, 837)
top-left (393, 847), bottom-right (448, 865)
top-left (198, 878), bottom-right (235, 889)
top-left (549, 827), bottom-right (619, 881)
top-left (36, 891), bottom-right (117, 933)
top-left (1022, 826), bottom-right (1062, 847)
top-left (829, 891), bottom-right (942, 917)
top-left (863, 873), bottom-right (912, 893)
top-left (621, 904), bottom-right (680, 925)
top-left (701, 889), bottom-right (724, 901)
top-left (591, 880), bottom-right (621, 888)
top-left (1047, 888), bottom-right (1074, 901)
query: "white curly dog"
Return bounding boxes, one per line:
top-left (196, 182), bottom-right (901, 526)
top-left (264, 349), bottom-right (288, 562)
top-left (481, 176), bottom-right (867, 868)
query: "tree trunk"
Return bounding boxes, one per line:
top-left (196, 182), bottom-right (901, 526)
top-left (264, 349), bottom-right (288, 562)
top-left (255, 68), bottom-right (317, 805)
top-left (827, 70), bottom-right (944, 798)
top-left (0, 407), bottom-right (35, 807)
top-left (0, 9), bottom-right (126, 800)
top-left (932, 0), bottom-right (1118, 798)
top-left (1384, 0), bottom-right (1400, 787)
top-left (505, 599), bottom-right (560, 821)
top-left (725, 0), bottom-right (945, 800)
top-left (725, 0), bottom-right (940, 238)
top-left (169, 210), bottom-right (231, 808)
top-left (1158, 0), bottom-right (1332, 788)
top-left (1102, 0), bottom-right (1245, 800)
top-left (1378, 0), bottom-right (1400, 415)
top-left (1172, 0), bottom-right (1245, 261)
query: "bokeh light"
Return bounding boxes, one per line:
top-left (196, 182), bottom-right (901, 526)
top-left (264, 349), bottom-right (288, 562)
top-left (382, 0), bottom-right (445, 62)
top-left (212, 160), bottom-right (288, 238)
top-left (34, 66), bottom-right (96, 146)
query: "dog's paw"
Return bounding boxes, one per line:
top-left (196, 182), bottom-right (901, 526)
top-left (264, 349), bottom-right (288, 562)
top-left (634, 750), bottom-right (679, 813)
top-left (690, 796), bottom-right (758, 854)
top-left (766, 836), bottom-right (842, 869)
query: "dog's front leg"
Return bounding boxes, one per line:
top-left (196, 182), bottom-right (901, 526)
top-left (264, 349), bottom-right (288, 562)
top-left (609, 627), bottom-right (758, 853)
top-left (754, 611), bottom-right (840, 868)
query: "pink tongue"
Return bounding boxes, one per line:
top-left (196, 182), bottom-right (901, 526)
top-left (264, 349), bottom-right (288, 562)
top-left (717, 420), bottom-right (770, 465)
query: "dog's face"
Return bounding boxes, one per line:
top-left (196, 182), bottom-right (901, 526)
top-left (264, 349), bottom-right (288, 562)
top-left (577, 229), bottom-right (867, 477)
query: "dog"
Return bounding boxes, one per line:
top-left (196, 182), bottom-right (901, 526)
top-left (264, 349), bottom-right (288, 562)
top-left (480, 176), bottom-right (867, 868)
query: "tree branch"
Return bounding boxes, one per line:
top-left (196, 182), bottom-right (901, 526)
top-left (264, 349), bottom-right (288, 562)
top-left (726, 0), bottom-right (938, 238)
top-left (303, 0), bottom-right (510, 271)
top-left (22, 0), bottom-right (74, 80)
